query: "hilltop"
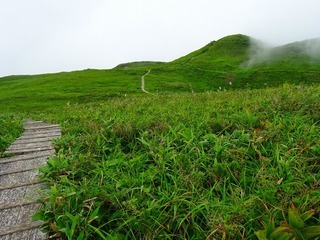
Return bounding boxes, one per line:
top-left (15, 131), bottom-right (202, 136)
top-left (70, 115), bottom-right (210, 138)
top-left (171, 34), bottom-right (250, 70)
top-left (0, 34), bottom-right (319, 110)
top-left (114, 61), bottom-right (165, 69)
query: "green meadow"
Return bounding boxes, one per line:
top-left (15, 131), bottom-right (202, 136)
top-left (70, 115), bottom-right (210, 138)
top-left (0, 34), bottom-right (319, 239)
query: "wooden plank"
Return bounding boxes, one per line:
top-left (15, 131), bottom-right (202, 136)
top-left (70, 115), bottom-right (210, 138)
top-left (0, 183), bottom-right (45, 205)
top-left (24, 128), bottom-right (61, 135)
top-left (0, 200), bottom-right (37, 211)
top-left (17, 132), bottom-right (61, 140)
top-left (7, 141), bottom-right (52, 151)
top-left (13, 136), bottom-right (57, 144)
top-left (0, 222), bottom-right (45, 239)
top-left (0, 180), bottom-right (44, 191)
top-left (0, 119), bottom-right (61, 239)
top-left (0, 167), bottom-right (38, 177)
top-left (0, 203), bottom-right (41, 229)
top-left (5, 147), bottom-right (53, 155)
top-left (0, 150), bottom-right (53, 164)
top-left (0, 157), bottom-right (47, 173)
top-left (25, 124), bottom-right (60, 130)
top-left (0, 168), bottom-right (39, 185)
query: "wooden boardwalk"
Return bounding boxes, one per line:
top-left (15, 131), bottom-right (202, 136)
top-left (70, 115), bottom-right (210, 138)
top-left (0, 120), bottom-right (61, 240)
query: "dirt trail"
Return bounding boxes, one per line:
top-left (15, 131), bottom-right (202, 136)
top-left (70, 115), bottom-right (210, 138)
top-left (141, 69), bottom-right (152, 94)
top-left (0, 120), bottom-right (61, 239)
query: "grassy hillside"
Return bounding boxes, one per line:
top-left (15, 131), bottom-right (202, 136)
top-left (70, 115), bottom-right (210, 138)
top-left (0, 34), bottom-right (319, 239)
top-left (1, 85), bottom-right (319, 239)
top-left (1, 34), bottom-right (320, 111)
top-left (30, 85), bottom-right (319, 239)
top-left (171, 34), bottom-right (250, 70)
top-left (146, 35), bottom-right (320, 92)
top-left (248, 38), bottom-right (320, 68)
top-left (0, 69), bottom-right (145, 111)
top-left (114, 61), bottom-right (165, 69)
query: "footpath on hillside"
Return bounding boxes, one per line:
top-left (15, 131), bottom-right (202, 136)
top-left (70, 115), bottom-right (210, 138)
top-left (141, 69), bottom-right (153, 94)
top-left (0, 119), bottom-right (61, 240)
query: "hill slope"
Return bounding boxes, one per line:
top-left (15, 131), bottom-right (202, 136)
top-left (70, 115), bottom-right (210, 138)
top-left (248, 38), bottom-right (320, 68)
top-left (0, 34), bottom-right (320, 111)
top-left (171, 34), bottom-right (250, 70)
top-left (130, 35), bottom-right (318, 92)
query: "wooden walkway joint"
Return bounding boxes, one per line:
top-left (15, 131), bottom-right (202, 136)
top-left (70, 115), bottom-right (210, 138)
top-left (0, 119), bottom-right (61, 240)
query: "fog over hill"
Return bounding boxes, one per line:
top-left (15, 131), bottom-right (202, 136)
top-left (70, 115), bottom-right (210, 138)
top-left (247, 37), bottom-right (320, 67)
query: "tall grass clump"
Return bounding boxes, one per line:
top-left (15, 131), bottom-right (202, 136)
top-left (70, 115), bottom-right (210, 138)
top-left (0, 114), bottom-right (23, 155)
top-left (35, 84), bottom-right (320, 239)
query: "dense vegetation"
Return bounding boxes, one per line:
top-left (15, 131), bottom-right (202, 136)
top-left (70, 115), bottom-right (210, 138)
top-left (0, 115), bottom-right (23, 156)
top-left (0, 34), bottom-right (319, 239)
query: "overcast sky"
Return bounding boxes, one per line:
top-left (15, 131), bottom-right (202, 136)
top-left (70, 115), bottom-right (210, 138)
top-left (0, 0), bottom-right (319, 77)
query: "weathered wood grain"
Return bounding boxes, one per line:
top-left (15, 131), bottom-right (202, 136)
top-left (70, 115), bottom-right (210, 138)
top-left (0, 169), bottom-right (39, 185)
top-left (16, 132), bottom-right (61, 140)
top-left (0, 157), bottom-right (47, 173)
top-left (0, 150), bottom-right (54, 164)
top-left (7, 142), bottom-right (53, 151)
top-left (0, 183), bottom-right (45, 205)
top-left (0, 222), bottom-right (45, 240)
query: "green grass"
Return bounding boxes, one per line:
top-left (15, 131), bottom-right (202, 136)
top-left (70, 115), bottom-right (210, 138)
top-left (0, 114), bottom-right (23, 156)
top-left (1, 34), bottom-right (319, 111)
top-left (114, 61), bottom-right (165, 69)
top-left (0, 34), bottom-right (319, 239)
top-left (28, 84), bottom-right (320, 239)
top-left (0, 69), bottom-right (145, 111)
